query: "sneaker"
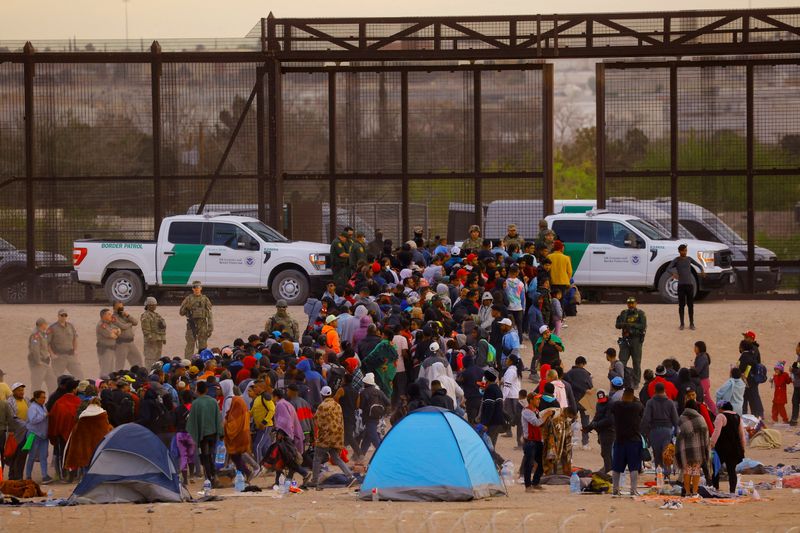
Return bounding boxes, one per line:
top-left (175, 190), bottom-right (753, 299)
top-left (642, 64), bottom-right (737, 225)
top-left (679, 324), bottom-right (685, 331)
top-left (41, 476), bottom-right (54, 485)
top-left (630, 489), bottom-right (641, 497)
top-left (672, 501), bottom-right (683, 509)
top-left (612, 490), bottom-right (622, 497)
top-left (659, 501), bottom-right (672, 509)
top-left (789, 420), bottom-right (798, 427)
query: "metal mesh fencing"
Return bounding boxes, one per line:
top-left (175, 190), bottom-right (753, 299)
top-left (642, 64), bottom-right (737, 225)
top-left (282, 71), bottom-right (329, 173)
top-left (753, 64), bottom-right (800, 170)
top-left (34, 63), bottom-right (153, 177)
top-left (283, 180), bottom-right (330, 243)
top-left (162, 62), bottom-right (259, 176)
top-left (409, 178), bottom-right (474, 244)
top-left (481, 177), bottom-right (544, 244)
top-left (481, 69), bottom-right (543, 172)
top-left (408, 71), bottom-right (474, 173)
top-left (0, 62), bottom-right (24, 179)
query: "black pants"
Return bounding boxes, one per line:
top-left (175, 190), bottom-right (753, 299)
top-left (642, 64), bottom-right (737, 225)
top-left (677, 283), bottom-right (695, 326)
top-left (712, 458), bottom-right (738, 494)
top-left (465, 397), bottom-right (482, 424)
top-left (392, 371), bottom-right (407, 407)
top-left (522, 440), bottom-right (544, 487)
top-left (743, 384), bottom-right (764, 418)
top-left (791, 386), bottom-right (800, 423)
top-left (9, 448), bottom-right (28, 480)
top-left (598, 434), bottom-right (614, 474)
top-left (198, 435), bottom-right (217, 481)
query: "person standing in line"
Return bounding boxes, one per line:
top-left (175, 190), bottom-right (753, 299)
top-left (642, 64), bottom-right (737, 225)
top-left (641, 382), bottom-right (679, 474)
top-left (186, 380), bottom-right (223, 485)
top-left (141, 297), bottom-right (167, 368)
top-left (692, 341), bottom-right (715, 415)
top-left (615, 296), bottom-right (647, 388)
top-left (180, 280), bottom-right (213, 357)
top-left (790, 342), bottom-right (800, 426)
top-left (96, 308), bottom-right (120, 376)
top-left (521, 392), bottom-right (551, 491)
top-left (28, 318), bottom-right (56, 393)
top-left (24, 389), bottom-right (53, 484)
top-left (582, 389), bottom-right (615, 473)
top-left (357, 373), bottom-right (390, 457)
top-left (309, 386), bottom-right (355, 489)
top-left (112, 300), bottom-right (144, 370)
top-left (667, 244), bottom-right (705, 330)
top-left (738, 336), bottom-right (764, 418)
top-left (47, 309), bottom-right (83, 378)
top-left (610, 388), bottom-right (644, 496)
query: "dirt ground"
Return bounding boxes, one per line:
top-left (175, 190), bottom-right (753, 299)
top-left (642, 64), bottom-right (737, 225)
top-left (2, 300), bottom-right (800, 532)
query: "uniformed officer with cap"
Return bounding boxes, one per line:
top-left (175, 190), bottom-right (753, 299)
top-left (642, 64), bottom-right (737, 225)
top-left (141, 296), bottom-right (167, 367)
top-left (462, 225), bottom-right (483, 252)
top-left (29, 317), bottom-right (57, 392)
top-left (96, 308), bottom-right (120, 375)
top-left (504, 224), bottom-right (525, 250)
top-left (330, 230), bottom-right (351, 289)
top-left (615, 296), bottom-right (647, 388)
top-left (180, 280), bottom-right (213, 357)
top-left (113, 300), bottom-right (144, 370)
top-left (47, 309), bottom-right (83, 378)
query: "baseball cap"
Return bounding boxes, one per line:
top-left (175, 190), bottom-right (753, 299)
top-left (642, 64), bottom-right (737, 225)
top-left (499, 318), bottom-right (513, 327)
top-left (325, 314), bottom-right (338, 324)
top-left (276, 299), bottom-right (288, 308)
top-left (450, 246), bottom-right (461, 256)
top-left (655, 365), bottom-right (666, 376)
top-left (11, 382), bottom-right (25, 391)
top-left (120, 375), bottom-right (136, 383)
top-left (611, 376), bottom-right (624, 387)
top-left (466, 253), bottom-right (478, 263)
top-left (742, 330), bottom-right (756, 340)
top-left (77, 380), bottom-right (90, 393)
top-left (57, 309), bottom-right (67, 316)
top-left (320, 386), bottom-right (333, 397)
top-left (429, 342), bottom-right (440, 352)
top-left (538, 325), bottom-right (549, 334)
top-left (626, 296), bottom-right (637, 303)
top-left (482, 292), bottom-right (493, 301)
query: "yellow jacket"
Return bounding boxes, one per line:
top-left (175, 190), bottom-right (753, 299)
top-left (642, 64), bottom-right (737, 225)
top-left (250, 394), bottom-right (275, 431)
top-left (548, 250), bottom-right (573, 286)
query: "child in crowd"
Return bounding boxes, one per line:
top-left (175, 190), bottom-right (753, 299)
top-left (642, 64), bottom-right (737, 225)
top-left (551, 287), bottom-right (563, 336)
top-left (770, 361), bottom-right (792, 424)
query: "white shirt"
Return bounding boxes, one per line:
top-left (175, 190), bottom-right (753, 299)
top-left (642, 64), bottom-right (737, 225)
top-left (502, 367), bottom-right (521, 400)
top-left (391, 335), bottom-right (408, 373)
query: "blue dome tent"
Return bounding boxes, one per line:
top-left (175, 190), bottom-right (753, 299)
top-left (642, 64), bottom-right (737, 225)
top-left (359, 407), bottom-right (506, 501)
top-left (69, 423), bottom-right (189, 504)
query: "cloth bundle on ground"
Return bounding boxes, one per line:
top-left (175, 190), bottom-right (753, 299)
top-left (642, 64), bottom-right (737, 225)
top-left (736, 458), bottom-right (766, 475)
top-left (785, 442), bottom-right (800, 453)
top-left (749, 429), bottom-right (782, 449)
top-left (0, 479), bottom-right (45, 499)
top-left (64, 404), bottom-right (113, 470)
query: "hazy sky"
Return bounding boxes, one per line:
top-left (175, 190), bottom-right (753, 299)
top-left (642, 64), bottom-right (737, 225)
top-left (1, 0), bottom-right (790, 40)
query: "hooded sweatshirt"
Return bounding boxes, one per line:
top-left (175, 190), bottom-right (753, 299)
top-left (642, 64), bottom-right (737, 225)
top-left (429, 361), bottom-right (463, 406)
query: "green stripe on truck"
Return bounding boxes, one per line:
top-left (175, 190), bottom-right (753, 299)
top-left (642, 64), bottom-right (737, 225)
top-left (563, 243), bottom-right (590, 273)
top-left (161, 244), bottom-right (205, 285)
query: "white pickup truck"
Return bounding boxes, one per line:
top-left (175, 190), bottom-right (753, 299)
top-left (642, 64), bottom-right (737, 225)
top-left (72, 215), bottom-right (331, 305)
top-left (546, 211), bottom-right (736, 303)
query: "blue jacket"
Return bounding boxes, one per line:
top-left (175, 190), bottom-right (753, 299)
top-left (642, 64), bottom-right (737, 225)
top-left (26, 401), bottom-right (48, 439)
top-left (715, 377), bottom-right (746, 415)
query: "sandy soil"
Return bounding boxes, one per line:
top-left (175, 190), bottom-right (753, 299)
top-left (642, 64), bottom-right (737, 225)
top-left (1, 300), bottom-right (800, 531)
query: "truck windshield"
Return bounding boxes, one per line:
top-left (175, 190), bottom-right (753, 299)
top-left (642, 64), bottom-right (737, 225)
top-left (243, 221), bottom-right (288, 243)
top-left (628, 219), bottom-right (670, 240)
top-left (703, 217), bottom-right (746, 246)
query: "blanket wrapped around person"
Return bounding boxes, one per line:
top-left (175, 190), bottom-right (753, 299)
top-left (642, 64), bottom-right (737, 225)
top-left (675, 407), bottom-right (710, 472)
top-left (64, 403), bottom-right (113, 470)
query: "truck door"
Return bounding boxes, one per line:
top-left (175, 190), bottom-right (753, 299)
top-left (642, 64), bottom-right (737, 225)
top-left (158, 221), bottom-right (207, 285)
top-left (551, 219), bottom-right (591, 284)
top-left (204, 222), bottom-right (262, 287)
top-left (590, 221), bottom-right (648, 285)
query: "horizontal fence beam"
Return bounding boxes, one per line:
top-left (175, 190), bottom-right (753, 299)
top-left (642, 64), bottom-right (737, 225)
top-left (605, 169), bottom-right (800, 177)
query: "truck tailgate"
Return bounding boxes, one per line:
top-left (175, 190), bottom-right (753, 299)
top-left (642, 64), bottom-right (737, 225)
top-left (73, 240), bottom-right (158, 285)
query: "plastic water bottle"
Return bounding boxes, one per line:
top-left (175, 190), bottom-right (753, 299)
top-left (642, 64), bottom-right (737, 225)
top-left (569, 471), bottom-right (581, 494)
top-left (234, 470), bottom-right (246, 492)
top-left (747, 480), bottom-right (754, 496)
top-left (202, 479), bottom-right (212, 497)
top-left (45, 489), bottom-right (56, 507)
top-left (736, 479), bottom-right (744, 496)
top-left (699, 474), bottom-right (706, 487)
top-left (371, 487), bottom-right (379, 502)
top-left (655, 466), bottom-right (664, 490)
top-left (500, 461), bottom-right (514, 486)
top-left (283, 478), bottom-right (291, 495)
top-left (214, 441), bottom-right (226, 469)
top-left (776, 468), bottom-right (784, 489)
top-left (291, 479), bottom-right (298, 492)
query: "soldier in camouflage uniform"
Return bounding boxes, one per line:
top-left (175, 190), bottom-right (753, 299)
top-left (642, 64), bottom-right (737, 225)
top-left (504, 224), bottom-right (525, 251)
top-left (266, 299), bottom-right (300, 340)
top-left (180, 280), bottom-right (213, 357)
top-left (96, 308), bottom-right (120, 376)
top-left (141, 296), bottom-right (167, 368)
top-left (330, 231), bottom-right (351, 289)
top-left (349, 232), bottom-right (368, 271)
top-left (113, 300), bottom-right (144, 370)
top-left (461, 224), bottom-right (484, 253)
top-left (29, 317), bottom-right (57, 392)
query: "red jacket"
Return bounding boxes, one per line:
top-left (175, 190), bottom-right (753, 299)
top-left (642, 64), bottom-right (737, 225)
top-left (648, 377), bottom-right (678, 401)
top-left (772, 372), bottom-right (792, 404)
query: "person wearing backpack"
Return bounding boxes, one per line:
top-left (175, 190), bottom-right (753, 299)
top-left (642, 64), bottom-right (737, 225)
top-left (738, 335), bottom-right (765, 418)
top-left (357, 373), bottom-right (389, 457)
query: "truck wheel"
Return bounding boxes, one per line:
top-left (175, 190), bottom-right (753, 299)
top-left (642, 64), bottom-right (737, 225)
top-left (271, 270), bottom-right (309, 305)
top-left (657, 272), bottom-right (696, 304)
top-left (1, 279), bottom-right (29, 304)
top-left (105, 270), bottom-right (144, 305)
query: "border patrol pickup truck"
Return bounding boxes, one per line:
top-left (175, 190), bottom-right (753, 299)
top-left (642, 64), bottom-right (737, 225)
top-left (546, 211), bottom-right (736, 303)
top-left (72, 215), bottom-right (331, 305)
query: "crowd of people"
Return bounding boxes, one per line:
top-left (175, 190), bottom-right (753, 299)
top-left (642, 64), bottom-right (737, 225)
top-left (1, 221), bottom-right (799, 502)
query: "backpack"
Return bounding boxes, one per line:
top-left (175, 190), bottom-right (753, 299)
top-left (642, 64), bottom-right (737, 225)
top-left (326, 364), bottom-right (346, 393)
top-left (364, 388), bottom-right (386, 419)
top-left (115, 394), bottom-right (135, 426)
top-left (480, 339), bottom-right (497, 365)
top-left (752, 363), bottom-right (768, 384)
